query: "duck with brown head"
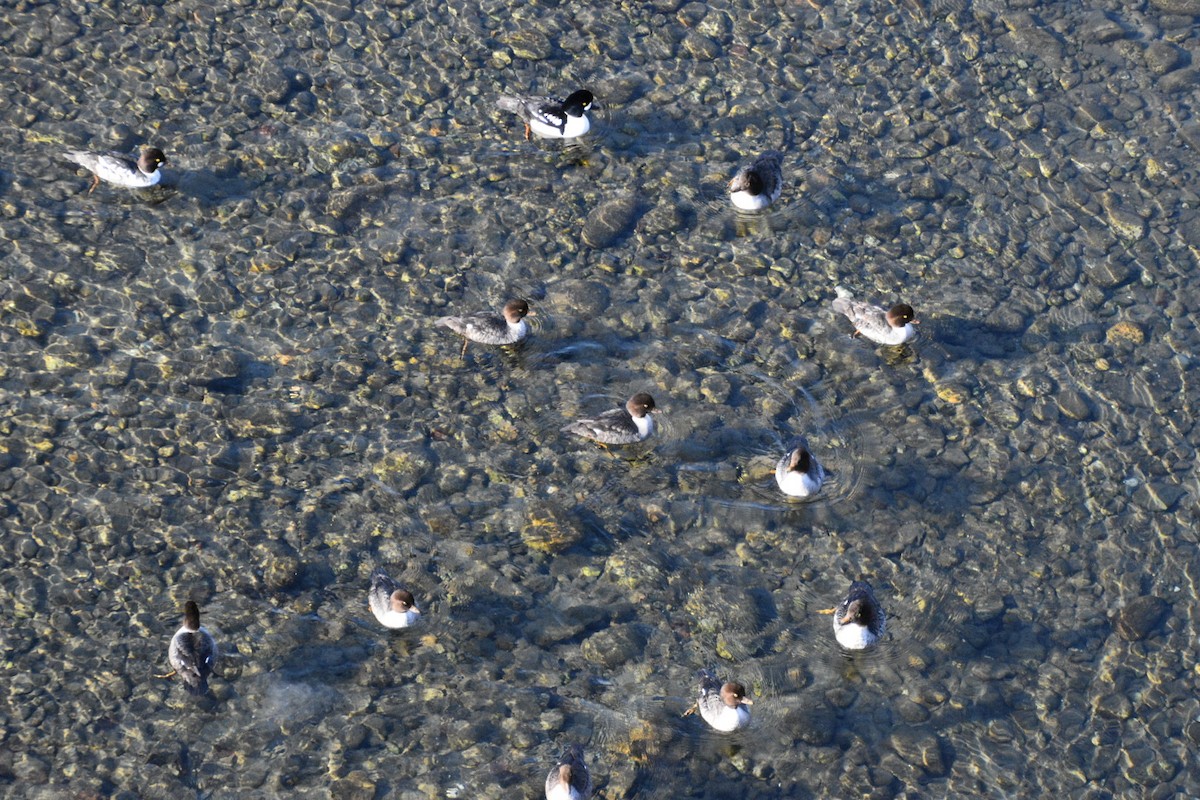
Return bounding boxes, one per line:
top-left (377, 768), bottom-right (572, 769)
top-left (562, 392), bottom-right (657, 446)
top-left (437, 298), bottom-right (530, 357)
top-left (831, 286), bottom-right (918, 346)
top-left (729, 150), bottom-right (784, 212)
top-left (695, 668), bottom-right (752, 732)
top-left (369, 568), bottom-right (421, 629)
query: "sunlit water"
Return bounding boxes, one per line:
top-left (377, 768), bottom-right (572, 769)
top-left (1, 0), bottom-right (1197, 797)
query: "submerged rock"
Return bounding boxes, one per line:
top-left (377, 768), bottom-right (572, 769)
top-left (582, 193), bottom-right (641, 249)
top-left (1114, 596), bottom-right (1169, 641)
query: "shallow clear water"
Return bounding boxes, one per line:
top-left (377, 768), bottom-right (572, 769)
top-left (1, 0), bottom-right (1198, 797)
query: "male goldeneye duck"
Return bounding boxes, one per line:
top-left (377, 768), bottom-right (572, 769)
top-left (562, 392), bottom-right (656, 445)
top-left (544, 744), bottom-right (592, 800)
top-left (64, 147), bottom-right (167, 193)
top-left (167, 600), bottom-right (218, 695)
top-left (729, 150), bottom-right (783, 211)
top-left (833, 580), bottom-right (886, 650)
top-left (775, 437), bottom-right (826, 498)
top-left (695, 669), bottom-right (752, 732)
top-left (437, 299), bottom-right (530, 356)
top-left (497, 89), bottom-right (593, 140)
top-left (831, 286), bottom-right (917, 346)
top-left (369, 568), bottom-right (421, 629)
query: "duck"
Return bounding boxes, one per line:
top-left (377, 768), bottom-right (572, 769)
top-left (64, 147), bottom-right (167, 193)
top-left (544, 744), bottom-right (592, 800)
top-left (695, 668), bottom-right (752, 732)
top-left (369, 568), bottom-right (421, 629)
top-left (562, 392), bottom-right (656, 445)
top-left (729, 151), bottom-right (783, 211)
top-left (167, 600), bottom-right (218, 695)
top-left (832, 580), bottom-right (886, 650)
top-left (775, 437), bottom-right (826, 498)
top-left (436, 299), bottom-right (530, 356)
top-left (497, 89), bottom-right (593, 140)
top-left (831, 286), bottom-right (917, 346)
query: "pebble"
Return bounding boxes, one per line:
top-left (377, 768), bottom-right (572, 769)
top-left (1144, 42), bottom-right (1183, 75)
top-left (527, 603), bottom-right (627, 647)
top-left (330, 771), bottom-right (376, 800)
top-left (1056, 388), bottom-right (1094, 421)
top-left (683, 31), bottom-right (720, 60)
top-left (889, 729), bottom-right (947, 777)
top-left (546, 279), bottom-right (611, 318)
top-left (580, 623), bottom-right (649, 669)
top-left (1080, 12), bottom-right (1128, 43)
top-left (1106, 321), bottom-right (1145, 345)
top-left (501, 29), bottom-right (552, 61)
top-left (1132, 481), bottom-right (1185, 512)
top-left (1160, 68), bottom-right (1198, 94)
top-left (784, 700), bottom-right (835, 746)
top-left (582, 194), bottom-right (641, 249)
top-left (1148, 0), bottom-right (1200, 13)
top-left (1114, 595), bottom-right (1169, 641)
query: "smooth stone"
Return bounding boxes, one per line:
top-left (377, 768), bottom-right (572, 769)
top-left (253, 62), bottom-right (293, 104)
top-left (371, 449), bottom-right (433, 494)
top-left (1132, 481), bottom-right (1185, 512)
top-left (331, 770), bottom-right (376, 800)
top-left (1106, 321), bottom-right (1145, 345)
top-left (683, 31), bottom-right (720, 60)
top-left (582, 194), bottom-right (641, 249)
top-left (546, 279), bottom-right (610, 318)
top-left (580, 623), bottom-right (649, 668)
top-left (1148, 0), bottom-right (1200, 13)
top-left (1144, 42), bottom-right (1183, 75)
top-left (263, 553), bottom-right (302, 592)
top-left (1114, 595), bottom-right (1169, 641)
top-left (528, 603), bottom-right (630, 647)
top-left (1056, 389), bottom-right (1094, 421)
top-left (502, 29), bottom-right (552, 60)
top-left (1080, 12), bottom-right (1128, 43)
top-left (889, 728), bottom-right (948, 776)
top-left (896, 698), bottom-right (931, 724)
top-left (1159, 68), bottom-right (1198, 95)
top-left (1093, 692), bottom-right (1132, 720)
top-left (785, 700), bottom-right (835, 746)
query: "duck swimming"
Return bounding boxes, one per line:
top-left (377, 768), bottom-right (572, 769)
top-left (166, 600), bottom-right (218, 695)
top-left (544, 744), bottom-right (592, 800)
top-left (831, 286), bottom-right (917, 346)
top-left (694, 668), bottom-right (752, 732)
top-left (369, 568), bottom-right (421, 629)
top-left (562, 393), bottom-right (657, 445)
top-left (64, 147), bottom-right (166, 193)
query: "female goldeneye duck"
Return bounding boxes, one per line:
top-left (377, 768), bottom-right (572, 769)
top-left (497, 89), bottom-right (593, 140)
top-left (729, 150), bottom-right (783, 211)
top-left (64, 146), bottom-right (167, 193)
top-left (436, 299), bottom-right (530, 356)
top-left (561, 392), bottom-right (656, 445)
top-left (167, 600), bottom-right (218, 695)
top-left (369, 568), bottom-right (421, 629)
top-left (831, 286), bottom-right (917, 346)
top-left (775, 438), bottom-right (826, 498)
top-left (833, 580), bottom-right (886, 650)
top-left (695, 669), bottom-right (752, 732)
top-left (544, 744), bottom-right (592, 800)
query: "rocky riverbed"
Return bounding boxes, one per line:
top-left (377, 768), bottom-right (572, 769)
top-left (1, 0), bottom-right (1198, 797)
